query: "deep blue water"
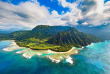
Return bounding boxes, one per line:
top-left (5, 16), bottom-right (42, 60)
top-left (0, 41), bottom-right (110, 74)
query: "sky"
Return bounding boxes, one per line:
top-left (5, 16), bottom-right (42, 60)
top-left (0, 0), bottom-right (110, 30)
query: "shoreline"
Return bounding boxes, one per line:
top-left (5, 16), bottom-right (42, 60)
top-left (2, 40), bottom-right (79, 64)
top-left (2, 40), bottom-right (105, 64)
top-left (2, 40), bottom-right (100, 64)
top-left (1, 40), bottom-right (102, 53)
top-left (46, 47), bottom-right (76, 53)
top-left (2, 40), bottom-right (109, 64)
top-left (2, 40), bottom-right (97, 53)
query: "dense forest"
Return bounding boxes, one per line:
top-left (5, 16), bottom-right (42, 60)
top-left (0, 25), bottom-right (102, 52)
top-left (47, 27), bottom-right (101, 51)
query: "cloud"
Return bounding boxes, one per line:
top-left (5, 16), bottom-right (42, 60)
top-left (82, 22), bottom-right (88, 25)
top-left (58, 0), bottom-right (82, 12)
top-left (0, 0), bottom-right (80, 29)
top-left (40, 0), bottom-right (82, 26)
top-left (79, 0), bottom-right (110, 26)
top-left (57, 0), bottom-right (110, 26)
top-left (53, 0), bottom-right (83, 26)
top-left (0, 0), bottom-right (110, 29)
top-left (51, 10), bottom-right (59, 17)
top-left (0, 1), bottom-right (50, 29)
top-left (61, 11), bottom-right (64, 14)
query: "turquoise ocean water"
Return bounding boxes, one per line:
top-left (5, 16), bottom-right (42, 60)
top-left (0, 40), bottom-right (110, 74)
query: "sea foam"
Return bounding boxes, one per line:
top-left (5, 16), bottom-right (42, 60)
top-left (66, 56), bottom-right (73, 64)
top-left (22, 53), bottom-right (31, 59)
top-left (3, 47), bottom-right (10, 51)
top-left (3, 40), bottom-right (77, 64)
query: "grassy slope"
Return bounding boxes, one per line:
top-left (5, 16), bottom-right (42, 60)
top-left (16, 38), bottom-right (60, 50)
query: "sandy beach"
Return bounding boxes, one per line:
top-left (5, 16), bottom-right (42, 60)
top-left (3, 40), bottom-right (79, 64)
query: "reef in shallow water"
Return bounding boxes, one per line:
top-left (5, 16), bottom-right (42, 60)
top-left (3, 40), bottom-right (79, 64)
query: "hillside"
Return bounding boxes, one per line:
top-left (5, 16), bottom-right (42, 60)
top-left (47, 27), bottom-right (101, 51)
top-left (74, 26), bottom-right (110, 40)
top-left (16, 25), bottom-right (70, 40)
top-left (0, 31), bottom-right (29, 40)
top-left (0, 25), bottom-right (102, 52)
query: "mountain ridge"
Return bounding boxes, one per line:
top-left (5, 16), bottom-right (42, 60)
top-left (0, 25), bottom-right (102, 52)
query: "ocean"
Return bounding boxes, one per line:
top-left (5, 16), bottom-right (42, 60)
top-left (0, 40), bottom-right (110, 74)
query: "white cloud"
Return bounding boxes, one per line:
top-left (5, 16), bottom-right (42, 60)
top-left (61, 11), bottom-right (64, 14)
top-left (0, 1), bottom-right (50, 29)
top-left (0, 0), bottom-right (80, 29)
top-left (51, 10), bottom-right (59, 17)
top-left (0, 0), bottom-right (110, 29)
top-left (58, 0), bottom-right (81, 12)
top-left (82, 22), bottom-right (88, 25)
top-left (56, 0), bottom-right (83, 26)
top-left (79, 0), bottom-right (110, 26)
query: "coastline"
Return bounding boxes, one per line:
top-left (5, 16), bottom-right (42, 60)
top-left (0, 39), bottom-right (109, 73)
top-left (2, 40), bottom-right (79, 64)
top-left (2, 40), bottom-right (104, 64)
top-left (46, 47), bottom-right (76, 53)
top-left (3, 40), bottom-right (20, 51)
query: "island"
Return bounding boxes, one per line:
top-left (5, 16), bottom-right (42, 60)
top-left (0, 25), bottom-right (102, 52)
top-left (0, 25), bottom-right (103, 63)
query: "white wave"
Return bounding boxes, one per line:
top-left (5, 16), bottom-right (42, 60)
top-left (15, 51), bottom-right (22, 54)
top-left (37, 53), bottom-right (42, 56)
top-left (86, 43), bottom-right (94, 47)
top-left (48, 56), bottom-right (60, 63)
top-left (55, 59), bottom-right (60, 63)
top-left (3, 47), bottom-right (10, 51)
top-left (22, 53), bottom-right (31, 59)
top-left (91, 43), bottom-right (94, 45)
top-left (82, 46), bottom-right (84, 48)
top-left (66, 56), bottom-right (73, 64)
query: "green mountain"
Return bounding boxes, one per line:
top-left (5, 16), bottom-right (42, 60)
top-left (16, 25), bottom-right (70, 40)
top-left (0, 25), bottom-right (102, 52)
top-left (47, 27), bottom-right (101, 51)
top-left (0, 31), bottom-right (29, 40)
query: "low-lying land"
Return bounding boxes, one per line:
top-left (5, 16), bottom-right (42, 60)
top-left (3, 40), bottom-right (78, 64)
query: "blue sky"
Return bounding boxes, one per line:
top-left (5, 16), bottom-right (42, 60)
top-left (1, 0), bottom-right (70, 14)
top-left (0, 0), bottom-right (110, 30)
top-left (1, 0), bottom-right (109, 13)
top-left (37, 0), bottom-right (69, 14)
top-left (104, 0), bottom-right (110, 3)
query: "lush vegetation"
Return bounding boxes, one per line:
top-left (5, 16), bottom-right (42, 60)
top-left (0, 25), bottom-right (102, 52)
top-left (0, 31), bottom-right (29, 40)
top-left (16, 25), bottom-right (70, 40)
top-left (15, 38), bottom-right (60, 50)
top-left (47, 27), bottom-right (102, 51)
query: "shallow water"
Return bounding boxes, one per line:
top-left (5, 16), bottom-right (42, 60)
top-left (0, 40), bottom-right (110, 74)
